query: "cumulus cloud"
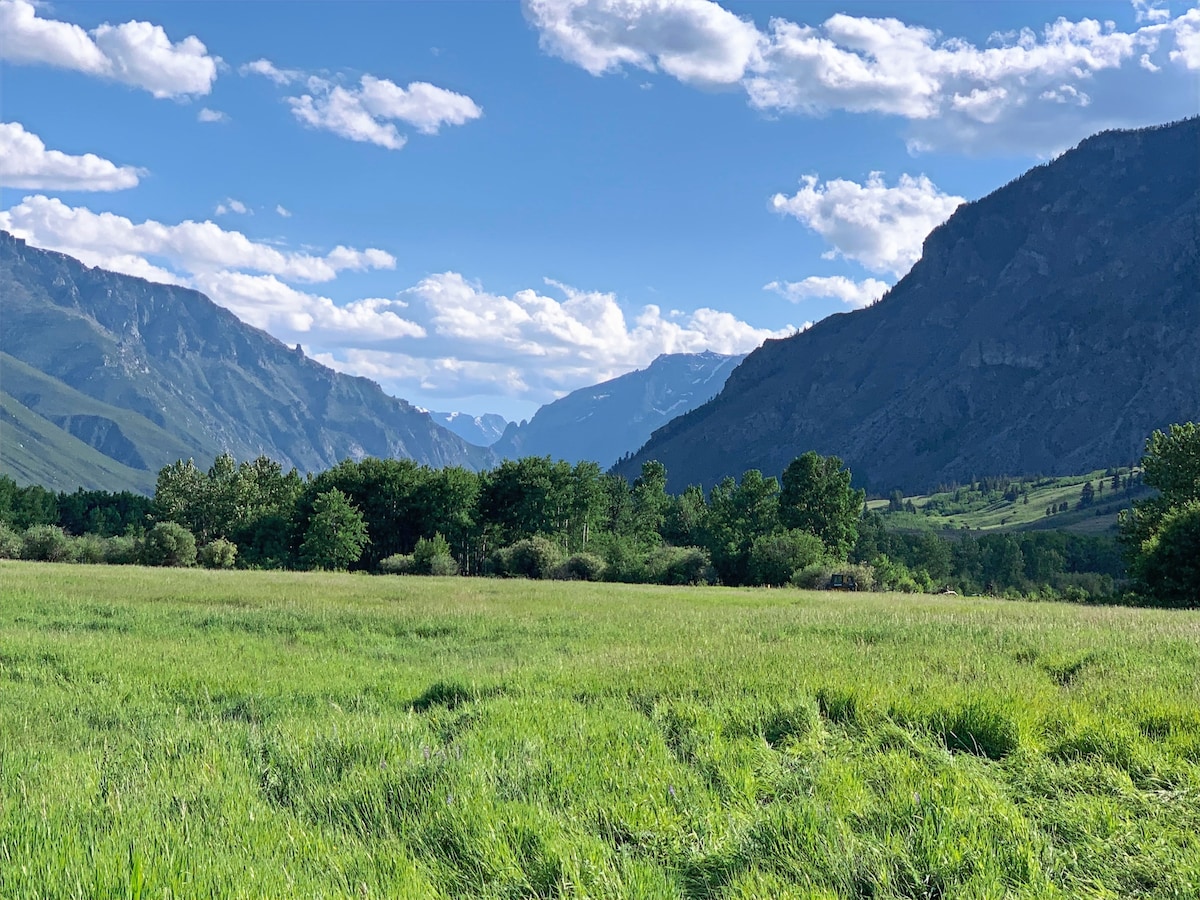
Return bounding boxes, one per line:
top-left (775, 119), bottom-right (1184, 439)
top-left (214, 198), bottom-right (250, 216)
top-left (197, 107), bottom-right (229, 123)
top-left (1, 193), bottom-right (795, 405)
top-left (240, 58), bottom-right (301, 85)
top-left (771, 172), bottom-right (964, 277)
top-left (312, 272), bottom-right (793, 401)
top-left (0, 0), bottom-right (217, 98)
top-left (0, 194), bottom-right (394, 283)
top-left (764, 276), bottom-right (890, 309)
top-left (0, 121), bottom-right (142, 191)
top-left (287, 74), bottom-right (483, 149)
top-left (1, 195), bottom-right (419, 346)
top-left (276, 205), bottom-right (292, 218)
top-left (525, 0), bottom-right (762, 85)
top-left (525, 0), bottom-right (1200, 154)
top-left (190, 272), bottom-right (426, 342)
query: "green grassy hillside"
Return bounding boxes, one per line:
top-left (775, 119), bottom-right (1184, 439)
top-left (0, 390), bottom-right (156, 494)
top-left (867, 468), bottom-right (1151, 534)
top-left (0, 351), bottom-right (208, 493)
top-left (2, 564), bottom-right (1197, 898)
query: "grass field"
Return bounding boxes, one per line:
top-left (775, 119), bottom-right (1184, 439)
top-left (865, 469), bottom-right (1149, 535)
top-left (2, 562), bottom-right (1198, 899)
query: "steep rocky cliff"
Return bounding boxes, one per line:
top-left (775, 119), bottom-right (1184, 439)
top-left (617, 119), bottom-right (1200, 493)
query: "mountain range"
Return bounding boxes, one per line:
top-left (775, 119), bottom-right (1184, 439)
top-left (0, 230), bottom-right (490, 492)
top-left (491, 351), bottom-right (745, 469)
top-left (617, 118), bottom-right (1200, 493)
top-left (425, 411), bottom-right (510, 447)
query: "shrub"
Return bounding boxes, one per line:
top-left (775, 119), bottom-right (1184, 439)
top-left (21, 525), bottom-right (73, 562)
top-left (426, 554), bottom-right (460, 576)
top-left (495, 536), bottom-right (563, 579)
top-left (647, 545), bottom-right (714, 585)
top-left (552, 553), bottom-right (605, 581)
top-left (142, 522), bottom-right (197, 567)
top-left (748, 530), bottom-right (828, 586)
top-left (72, 533), bottom-right (107, 564)
top-left (198, 538), bottom-right (238, 569)
top-left (103, 535), bottom-right (141, 565)
top-left (596, 536), bottom-right (649, 583)
top-left (379, 553), bottom-right (415, 575)
top-left (791, 561), bottom-right (877, 592)
top-left (0, 523), bottom-right (23, 559)
top-left (413, 534), bottom-right (458, 576)
top-left (870, 554), bottom-right (929, 592)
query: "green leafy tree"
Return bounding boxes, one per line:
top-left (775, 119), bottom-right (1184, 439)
top-left (1121, 423), bottom-right (1200, 606)
top-left (779, 452), bottom-right (865, 559)
top-left (1131, 501), bottom-right (1200, 608)
top-left (300, 489), bottom-right (368, 571)
top-left (630, 461), bottom-right (670, 548)
top-left (702, 470), bottom-right (779, 585)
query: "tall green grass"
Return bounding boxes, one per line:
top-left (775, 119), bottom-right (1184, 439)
top-left (1, 562), bottom-right (1197, 898)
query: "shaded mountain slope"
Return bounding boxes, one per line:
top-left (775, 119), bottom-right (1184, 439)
top-left (617, 119), bottom-right (1200, 493)
top-left (0, 232), bottom-right (491, 490)
top-left (493, 351), bottom-right (745, 468)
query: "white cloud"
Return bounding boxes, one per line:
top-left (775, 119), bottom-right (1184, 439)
top-left (764, 276), bottom-right (890, 309)
top-left (1133, 1), bottom-right (1172, 24)
top-left (0, 0), bottom-right (217, 98)
top-left (287, 74), bottom-right (483, 149)
top-left (190, 272), bottom-right (426, 342)
top-left (324, 272), bottom-right (795, 401)
top-left (276, 205), bottom-right (292, 218)
top-left (1, 195), bottom-right (419, 348)
top-left (0, 194), bottom-right (394, 283)
top-left (214, 198), bottom-right (250, 216)
top-left (524, 0), bottom-right (762, 85)
top-left (1171, 7), bottom-right (1200, 68)
top-left (771, 172), bottom-right (964, 277)
top-left (240, 58), bottom-right (301, 85)
top-left (525, 0), bottom-right (1200, 154)
top-left (197, 107), bottom-right (229, 123)
top-left (0, 121), bottom-right (142, 191)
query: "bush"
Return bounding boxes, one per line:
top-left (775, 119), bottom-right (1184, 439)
top-left (495, 536), bottom-right (563, 579)
top-left (142, 522), bottom-right (197, 567)
top-left (791, 561), bottom-right (877, 592)
top-left (552, 552), bottom-right (606, 581)
top-left (379, 553), bottom-right (415, 575)
top-left (198, 538), bottom-right (238, 569)
top-left (72, 533), bottom-right (107, 564)
top-left (103, 535), bottom-right (141, 565)
top-left (596, 536), bottom-right (648, 583)
top-left (21, 525), bottom-right (73, 562)
top-left (647, 545), bottom-right (714, 586)
top-left (0, 523), bottom-right (23, 559)
top-left (748, 530), bottom-right (828, 586)
top-left (413, 534), bottom-right (458, 576)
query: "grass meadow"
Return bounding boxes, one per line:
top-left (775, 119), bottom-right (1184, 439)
top-left (1, 562), bottom-right (1198, 899)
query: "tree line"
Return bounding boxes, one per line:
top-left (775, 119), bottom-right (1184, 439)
top-left (0, 446), bottom-right (1151, 601)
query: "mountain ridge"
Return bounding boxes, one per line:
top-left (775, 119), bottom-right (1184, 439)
top-left (617, 118), bottom-right (1200, 493)
top-left (492, 350), bottom-right (746, 468)
top-left (0, 231), bottom-right (491, 490)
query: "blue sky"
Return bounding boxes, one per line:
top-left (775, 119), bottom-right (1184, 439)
top-left (2, 0), bottom-right (1197, 421)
